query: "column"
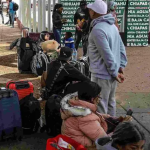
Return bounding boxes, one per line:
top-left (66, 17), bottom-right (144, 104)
top-left (38, 0), bottom-right (42, 32)
top-left (27, 0), bottom-right (32, 32)
top-left (33, 0), bottom-right (36, 32)
top-left (48, 0), bottom-right (52, 31)
top-left (18, 0), bottom-right (21, 20)
top-left (42, 0), bottom-right (46, 31)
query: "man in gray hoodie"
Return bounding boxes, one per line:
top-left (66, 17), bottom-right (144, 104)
top-left (87, 0), bottom-right (127, 116)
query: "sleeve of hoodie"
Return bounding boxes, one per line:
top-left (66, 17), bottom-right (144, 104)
top-left (92, 28), bottom-right (118, 77)
top-left (119, 36), bottom-right (127, 68)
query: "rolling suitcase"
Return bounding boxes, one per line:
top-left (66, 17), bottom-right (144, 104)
top-left (19, 94), bottom-right (41, 134)
top-left (6, 80), bottom-right (34, 100)
top-left (0, 88), bottom-right (23, 141)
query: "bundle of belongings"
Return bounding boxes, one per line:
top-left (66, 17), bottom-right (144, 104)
top-left (10, 37), bottom-right (60, 76)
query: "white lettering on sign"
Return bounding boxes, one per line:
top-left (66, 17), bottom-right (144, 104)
top-left (129, 2), bottom-right (148, 5)
top-left (136, 35), bottom-right (148, 38)
top-left (62, 27), bottom-right (75, 30)
top-left (130, 26), bottom-right (148, 30)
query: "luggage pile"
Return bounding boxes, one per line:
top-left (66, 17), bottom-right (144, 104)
top-left (0, 81), bottom-right (87, 150)
top-left (0, 80), bottom-right (41, 141)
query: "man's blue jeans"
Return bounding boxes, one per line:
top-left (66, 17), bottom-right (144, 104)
top-left (9, 12), bottom-right (15, 27)
top-left (53, 28), bottom-right (61, 45)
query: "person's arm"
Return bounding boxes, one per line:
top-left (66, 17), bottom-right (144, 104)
top-left (79, 120), bottom-right (107, 141)
top-left (74, 10), bottom-right (79, 25)
top-left (92, 28), bottom-right (118, 78)
top-left (67, 65), bottom-right (90, 82)
top-left (52, 12), bottom-right (62, 24)
top-left (119, 36), bottom-right (127, 73)
top-left (41, 71), bottom-right (47, 88)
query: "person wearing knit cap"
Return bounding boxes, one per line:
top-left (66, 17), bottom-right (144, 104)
top-left (87, 0), bottom-right (127, 116)
top-left (108, 1), bottom-right (119, 30)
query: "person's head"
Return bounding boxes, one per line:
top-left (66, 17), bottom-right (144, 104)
top-left (9, 0), bottom-right (12, 2)
top-left (78, 81), bottom-right (101, 102)
top-left (58, 47), bottom-right (73, 62)
top-left (80, 0), bottom-right (87, 10)
top-left (97, 122), bottom-right (145, 150)
top-left (40, 31), bottom-right (50, 41)
top-left (108, 1), bottom-right (117, 12)
top-left (87, 0), bottom-right (107, 20)
top-left (53, 3), bottom-right (63, 14)
top-left (65, 32), bottom-right (73, 39)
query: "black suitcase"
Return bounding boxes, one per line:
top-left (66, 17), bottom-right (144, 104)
top-left (19, 94), bottom-right (41, 134)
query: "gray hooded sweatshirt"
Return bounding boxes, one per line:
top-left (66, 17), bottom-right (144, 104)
top-left (88, 14), bottom-right (127, 79)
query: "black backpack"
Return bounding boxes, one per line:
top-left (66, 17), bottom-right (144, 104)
top-left (45, 94), bottom-right (62, 136)
top-left (19, 94), bottom-right (41, 134)
top-left (13, 2), bottom-right (19, 11)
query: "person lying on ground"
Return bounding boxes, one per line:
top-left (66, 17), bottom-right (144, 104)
top-left (60, 81), bottom-right (132, 148)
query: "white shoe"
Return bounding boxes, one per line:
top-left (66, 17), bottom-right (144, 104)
top-left (37, 97), bottom-right (43, 101)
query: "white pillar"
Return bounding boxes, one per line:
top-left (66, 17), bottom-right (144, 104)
top-left (38, 0), bottom-right (42, 32)
top-left (18, 0), bottom-right (21, 20)
top-left (22, 0), bottom-right (26, 26)
top-left (53, 0), bottom-right (55, 8)
top-left (48, 0), bottom-right (52, 32)
top-left (27, 0), bottom-right (31, 32)
top-left (42, 0), bottom-right (46, 31)
top-left (33, 0), bottom-right (36, 32)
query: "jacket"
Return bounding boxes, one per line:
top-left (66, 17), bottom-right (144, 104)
top-left (9, 2), bottom-right (15, 14)
top-left (0, 2), bottom-right (3, 13)
top-left (52, 11), bottom-right (63, 29)
top-left (60, 92), bottom-right (108, 147)
top-left (74, 8), bottom-right (91, 33)
top-left (87, 14), bottom-right (127, 80)
top-left (63, 37), bottom-right (75, 49)
top-left (46, 60), bottom-right (90, 96)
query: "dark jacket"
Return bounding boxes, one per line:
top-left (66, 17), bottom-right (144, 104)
top-left (74, 8), bottom-right (91, 33)
top-left (52, 11), bottom-right (63, 29)
top-left (46, 59), bottom-right (90, 96)
top-left (0, 2), bottom-right (3, 13)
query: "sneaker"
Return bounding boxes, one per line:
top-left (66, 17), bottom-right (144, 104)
top-left (10, 26), bottom-right (14, 28)
top-left (2, 21), bottom-right (4, 24)
top-left (37, 97), bottom-right (43, 101)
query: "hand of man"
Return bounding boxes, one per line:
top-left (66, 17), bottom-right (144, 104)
top-left (115, 73), bottom-right (125, 83)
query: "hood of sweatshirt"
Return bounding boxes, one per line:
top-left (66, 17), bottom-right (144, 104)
top-left (91, 14), bottom-right (115, 28)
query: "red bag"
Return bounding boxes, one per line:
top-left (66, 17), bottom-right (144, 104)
top-left (46, 134), bottom-right (87, 150)
top-left (6, 81), bottom-right (34, 100)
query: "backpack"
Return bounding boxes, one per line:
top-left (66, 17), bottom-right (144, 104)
top-left (13, 2), bottom-right (19, 11)
top-left (30, 51), bottom-right (50, 76)
top-left (45, 94), bottom-right (62, 136)
top-left (19, 94), bottom-right (41, 134)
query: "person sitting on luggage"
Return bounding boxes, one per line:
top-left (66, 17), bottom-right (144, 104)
top-left (60, 81), bottom-right (132, 148)
top-left (41, 46), bottom-right (90, 97)
top-left (63, 32), bottom-right (75, 49)
top-left (95, 122), bottom-right (145, 150)
top-left (37, 31), bottom-right (50, 50)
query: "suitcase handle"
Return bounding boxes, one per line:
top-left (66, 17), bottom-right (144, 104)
top-left (7, 81), bottom-right (29, 89)
top-left (15, 82), bottom-right (30, 90)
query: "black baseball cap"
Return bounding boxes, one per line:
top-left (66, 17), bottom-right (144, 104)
top-left (58, 47), bottom-right (73, 61)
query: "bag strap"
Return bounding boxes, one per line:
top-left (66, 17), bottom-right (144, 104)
top-left (47, 63), bottom-right (66, 93)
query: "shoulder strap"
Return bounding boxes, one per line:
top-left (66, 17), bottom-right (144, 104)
top-left (47, 62), bottom-right (66, 93)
